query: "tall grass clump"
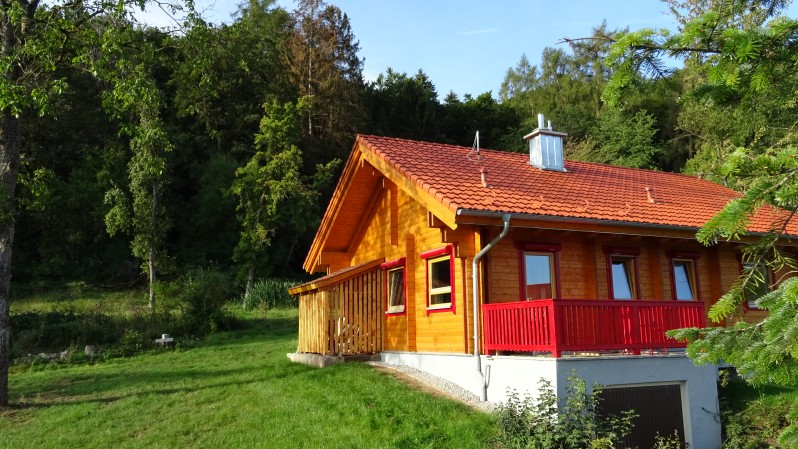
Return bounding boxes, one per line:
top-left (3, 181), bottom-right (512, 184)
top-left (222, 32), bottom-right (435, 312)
top-left (242, 278), bottom-right (299, 310)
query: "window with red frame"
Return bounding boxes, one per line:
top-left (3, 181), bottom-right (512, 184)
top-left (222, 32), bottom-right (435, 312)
top-left (523, 252), bottom-right (556, 299)
top-left (428, 255), bottom-right (452, 307)
top-left (381, 258), bottom-right (406, 314)
top-left (605, 248), bottom-right (641, 300)
top-left (420, 246), bottom-right (455, 312)
top-left (672, 259), bottom-right (697, 301)
top-left (518, 243), bottom-right (561, 300)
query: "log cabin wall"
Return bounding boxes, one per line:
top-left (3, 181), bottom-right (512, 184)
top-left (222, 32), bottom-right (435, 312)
top-left (484, 227), bottom-right (765, 326)
top-left (307, 171), bottom-right (776, 356)
top-left (347, 180), bottom-right (479, 354)
top-left (297, 290), bottom-right (329, 354)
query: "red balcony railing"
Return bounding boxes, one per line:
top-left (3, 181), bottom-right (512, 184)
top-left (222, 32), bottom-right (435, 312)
top-left (482, 299), bottom-right (705, 358)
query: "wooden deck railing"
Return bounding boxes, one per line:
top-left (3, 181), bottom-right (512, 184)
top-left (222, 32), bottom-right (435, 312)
top-left (482, 299), bottom-right (705, 358)
top-left (296, 264), bottom-right (383, 356)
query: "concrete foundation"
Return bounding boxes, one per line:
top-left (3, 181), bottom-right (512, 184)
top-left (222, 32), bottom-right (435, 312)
top-left (381, 351), bottom-right (721, 449)
top-left (287, 352), bottom-right (380, 368)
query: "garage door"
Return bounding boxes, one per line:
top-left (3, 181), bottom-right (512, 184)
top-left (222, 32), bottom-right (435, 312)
top-left (599, 384), bottom-right (686, 448)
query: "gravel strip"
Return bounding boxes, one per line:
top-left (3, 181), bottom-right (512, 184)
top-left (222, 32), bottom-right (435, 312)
top-left (368, 361), bottom-right (498, 412)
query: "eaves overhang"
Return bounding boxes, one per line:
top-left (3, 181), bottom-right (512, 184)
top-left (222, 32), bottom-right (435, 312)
top-left (302, 136), bottom-right (461, 274)
top-left (455, 208), bottom-right (798, 242)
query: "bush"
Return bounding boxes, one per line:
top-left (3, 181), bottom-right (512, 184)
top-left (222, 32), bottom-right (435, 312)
top-left (11, 309), bottom-right (120, 357)
top-left (494, 376), bottom-right (636, 449)
top-left (720, 380), bottom-right (793, 449)
top-left (242, 278), bottom-right (298, 310)
top-left (171, 268), bottom-right (235, 335)
top-left (9, 306), bottom-right (178, 360)
top-left (9, 271), bottom-right (235, 365)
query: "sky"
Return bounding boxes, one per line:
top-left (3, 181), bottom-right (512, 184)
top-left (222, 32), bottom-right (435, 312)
top-left (142, 0), bottom-right (798, 99)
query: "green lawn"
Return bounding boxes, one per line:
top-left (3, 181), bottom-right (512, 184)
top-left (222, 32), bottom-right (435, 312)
top-left (1, 309), bottom-right (495, 449)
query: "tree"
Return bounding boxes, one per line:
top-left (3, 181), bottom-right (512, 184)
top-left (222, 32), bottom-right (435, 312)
top-left (100, 26), bottom-right (176, 310)
top-left (173, 1), bottom-right (292, 154)
top-left (568, 108), bottom-right (662, 169)
top-left (500, 23), bottom-right (619, 143)
top-left (363, 68), bottom-right (441, 141)
top-left (499, 53), bottom-right (538, 113)
top-left (103, 87), bottom-right (173, 310)
top-left (605, 0), bottom-right (798, 444)
top-left (439, 92), bottom-right (521, 151)
top-left (0, 0), bottom-right (190, 406)
top-left (231, 96), bottom-right (338, 298)
top-left (285, 0), bottom-right (364, 161)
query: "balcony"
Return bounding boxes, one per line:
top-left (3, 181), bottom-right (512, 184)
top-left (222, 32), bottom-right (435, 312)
top-left (482, 299), bottom-right (705, 358)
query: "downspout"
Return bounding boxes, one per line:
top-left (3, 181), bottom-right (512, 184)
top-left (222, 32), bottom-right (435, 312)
top-left (473, 213), bottom-right (511, 401)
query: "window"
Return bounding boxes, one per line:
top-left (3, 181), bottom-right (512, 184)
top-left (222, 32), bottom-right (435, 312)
top-left (428, 256), bottom-right (452, 307)
top-left (743, 262), bottom-right (771, 310)
top-left (381, 258), bottom-right (406, 315)
top-left (605, 247), bottom-right (641, 300)
top-left (668, 252), bottom-right (700, 302)
top-left (517, 243), bottom-right (561, 300)
top-left (524, 253), bottom-right (555, 299)
top-left (672, 260), bottom-right (696, 300)
top-left (611, 257), bottom-right (636, 300)
top-left (420, 245), bottom-right (455, 314)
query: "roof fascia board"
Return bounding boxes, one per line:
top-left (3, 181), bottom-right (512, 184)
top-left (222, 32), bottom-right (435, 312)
top-left (456, 208), bottom-right (798, 243)
top-left (357, 140), bottom-right (459, 230)
top-left (289, 258), bottom-right (385, 295)
top-left (457, 208), bottom-right (696, 232)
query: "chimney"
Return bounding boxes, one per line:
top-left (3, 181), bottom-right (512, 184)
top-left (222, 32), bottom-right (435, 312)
top-left (523, 113), bottom-right (567, 172)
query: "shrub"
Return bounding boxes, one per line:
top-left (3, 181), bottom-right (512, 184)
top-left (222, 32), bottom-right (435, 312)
top-left (720, 381), bottom-right (792, 449)
top-left (10, 309), bottom-right (120, 357)
top-left (242, 278), bottom-right (298, 310)
top-left (9, 275), bottom-right (234, 366)
top-left (494, 376), bottom-right (636, 449)
top-left (652, 431), bottom-right (683, 449)
top-left (172, 268), bottom-right (234, 335)
top-left (9, 307), bottom-right (178, 360)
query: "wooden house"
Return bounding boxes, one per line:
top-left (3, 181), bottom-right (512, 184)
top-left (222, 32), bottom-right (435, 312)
top-left (288, 116), bottom-right (796, 448)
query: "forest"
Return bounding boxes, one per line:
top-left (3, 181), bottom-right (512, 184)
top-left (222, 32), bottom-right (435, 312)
top-left (2, 0), bottom-right (798, 443)
top-left (11, 0), bottom-right (791, 296)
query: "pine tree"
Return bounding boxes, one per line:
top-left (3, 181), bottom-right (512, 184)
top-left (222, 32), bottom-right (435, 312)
top-left (606, 1), bottom-right (798, 444)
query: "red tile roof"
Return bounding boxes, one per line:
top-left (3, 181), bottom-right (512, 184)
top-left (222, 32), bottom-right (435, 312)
top-left (358, 134), bottom-right (798, 235)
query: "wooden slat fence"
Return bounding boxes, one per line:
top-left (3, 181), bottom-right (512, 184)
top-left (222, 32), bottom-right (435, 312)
top-left (297, 267), bottom-right (383, 355)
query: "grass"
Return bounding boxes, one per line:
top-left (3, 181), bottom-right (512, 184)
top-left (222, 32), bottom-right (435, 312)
top-left (1, 308), bottom-right (495, 449)
top-left (10, 285), bottom-right (149, 315)
top-left (719, 378), bottom-right (798, 447)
